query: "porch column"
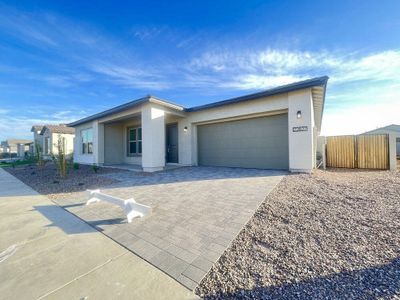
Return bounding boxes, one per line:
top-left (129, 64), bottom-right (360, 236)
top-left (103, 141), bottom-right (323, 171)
top-left (288, 89), bottom-right (314, 173)
top-left (141, 104), bottom-right (166, 172)
top-left (93, 121), bottom-right (104, 165)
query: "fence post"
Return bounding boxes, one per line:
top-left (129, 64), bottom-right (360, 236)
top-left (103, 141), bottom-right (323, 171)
top-left (388, 133), bottom-right (397, 170)
top-left (354, 135), bottom-right (358, 169)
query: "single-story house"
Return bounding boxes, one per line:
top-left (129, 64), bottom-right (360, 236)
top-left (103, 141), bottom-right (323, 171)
top-left (0, 139), bottom-right (33, 157)
top-left (68, 76), bottom-right (328, 173)
top-left (364, 124), bottom-right (400, 156)
top-left (31, 124), bottom-right (75, 157)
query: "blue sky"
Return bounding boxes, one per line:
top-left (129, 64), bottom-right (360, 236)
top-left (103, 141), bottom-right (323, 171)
top-left (0, 0), bottom-right (399, 140)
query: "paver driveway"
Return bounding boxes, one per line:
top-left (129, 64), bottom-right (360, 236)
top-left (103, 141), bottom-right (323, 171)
top-left (55, 167), bottom-right (286, 290)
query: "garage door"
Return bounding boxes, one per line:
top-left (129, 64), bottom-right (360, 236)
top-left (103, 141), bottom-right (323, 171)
top-left (197, 114), bottom-right (289, 169)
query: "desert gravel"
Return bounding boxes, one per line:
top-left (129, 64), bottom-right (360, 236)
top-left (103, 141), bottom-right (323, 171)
top-left (4, 163), bottom-right (125, 200)
top-left (197, 169), bottom-right (400, 299)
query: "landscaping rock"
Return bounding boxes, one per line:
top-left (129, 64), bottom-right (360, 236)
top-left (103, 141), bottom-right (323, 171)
top-left (4, 163), bottom-right (126, 200)
top-left (197, 169), bottom-right (400, 299)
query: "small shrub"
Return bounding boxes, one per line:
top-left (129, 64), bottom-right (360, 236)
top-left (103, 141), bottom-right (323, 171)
top-left (92, 165), bottom-right (99, 173)
top-left (51, 135), bottom-right (69, 179)
top-left (73, 163), bottom-right (80, 170)
top-left (34, 142), bottom-right (46, 168)
top-left (53, 180), bottom-right (59, 184)
top-left (78, 182), bottom-right (84, 186)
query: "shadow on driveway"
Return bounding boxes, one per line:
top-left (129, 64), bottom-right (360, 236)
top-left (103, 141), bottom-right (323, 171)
top-left (32, 205), bottom-right (97, 235)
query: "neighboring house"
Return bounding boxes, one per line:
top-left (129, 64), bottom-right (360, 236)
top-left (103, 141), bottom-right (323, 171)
top-left (31, 125), bottom-right (45, 153)
top-left (68, 76), bottom-right (328, 173)
top-left (39, 125), bottom-right (75, 157)
top-left (364, 124), bottom-right (400, 156)
top-left (0, 139), bottom-right (33, 157)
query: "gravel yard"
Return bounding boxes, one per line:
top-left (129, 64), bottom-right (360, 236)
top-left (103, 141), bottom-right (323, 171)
top-left (197, 169), bottom-right (400, 299)
top-left (4, 163), bottom-right (125, 199)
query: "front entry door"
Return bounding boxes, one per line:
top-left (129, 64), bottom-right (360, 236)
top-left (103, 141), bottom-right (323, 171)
top-left (166, 124), bottom-right (178, 163)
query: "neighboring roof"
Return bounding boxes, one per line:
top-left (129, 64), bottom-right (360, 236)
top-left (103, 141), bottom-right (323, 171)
top-left (31, 125), bottom-right (44, 132)
top-left (364, 124), bottom-right (400, 134)
top-left (5, 139), bottom-right (33, 145)
top-left (68, 76), bottom-right (329, 127)
top-left (40, 125), bottom-right (75, 135)
top-left (186, 76), bottom-right (329, 112)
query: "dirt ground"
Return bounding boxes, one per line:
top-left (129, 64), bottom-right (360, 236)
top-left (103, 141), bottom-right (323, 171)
top-left (4, 163), bottom-right (125, 199)
top-left (197, 169), bottom-right (400, 299)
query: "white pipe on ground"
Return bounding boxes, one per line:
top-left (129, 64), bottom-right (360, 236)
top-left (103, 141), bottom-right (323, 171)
top-left (86, 189), bottom-right (152, 223)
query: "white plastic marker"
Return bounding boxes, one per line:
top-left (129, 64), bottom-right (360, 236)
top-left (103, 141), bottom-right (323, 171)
top-left (0, 244), bottom-right (17, 263)
top-left (86, 189), bottom-right (151, 223)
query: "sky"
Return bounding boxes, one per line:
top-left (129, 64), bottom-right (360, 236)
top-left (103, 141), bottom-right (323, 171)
top-left (0, 0), bottom-right (399, 140)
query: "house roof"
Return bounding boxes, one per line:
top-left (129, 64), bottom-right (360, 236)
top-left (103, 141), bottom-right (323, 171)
top-left (68, 96), bottom-right (185, 127)
top-left (40, 125), bottom-right (75, 135)
top-left (186, 76), bottom-right (329, 112)
top-left (4, 139), bottom-right (33, 145)
top-left (68, 76), bottom-right (329, 127)
top-left (31, 125), bottom-right (44, 132)
top-left (364, 124), bottom-right (400, 134)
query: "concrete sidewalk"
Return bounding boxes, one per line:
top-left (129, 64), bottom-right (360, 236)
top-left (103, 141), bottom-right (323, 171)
top-left (0, 169), bottom-right (197, 300)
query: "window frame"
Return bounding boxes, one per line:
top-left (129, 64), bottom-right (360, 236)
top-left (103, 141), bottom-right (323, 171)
top-left (81, 128), bottom-right (93, 155)
top-left (127, 127), bottom-right (142, 156)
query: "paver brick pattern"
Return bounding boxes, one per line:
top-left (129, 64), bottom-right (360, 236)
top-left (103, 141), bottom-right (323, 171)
top-left (55, 166), bottom-right (285, 290)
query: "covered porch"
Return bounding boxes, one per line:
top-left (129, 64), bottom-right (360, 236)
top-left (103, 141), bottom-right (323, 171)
top-left (96, 102), bottom-right (186, 172)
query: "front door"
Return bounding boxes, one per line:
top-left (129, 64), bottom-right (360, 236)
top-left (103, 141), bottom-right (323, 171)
top-left (166, 123), bottom-right (178, 163)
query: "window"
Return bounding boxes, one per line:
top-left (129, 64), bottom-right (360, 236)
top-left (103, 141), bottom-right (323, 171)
top-left (127, 127), bottom-right (142, 155)
top-left (81, 128), bottom-right (93, 154)
top-left (44, 137), bottom-right (50, 155)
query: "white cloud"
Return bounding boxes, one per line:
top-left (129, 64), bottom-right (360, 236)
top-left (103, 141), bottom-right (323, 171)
top-left (321, 100), bottom-right (400, 136)
top-left (187, 48), bottom-right (400, 135)
top-left (0, 109), bottom-right (89, 141)
top-left (321, 85), bottom-right (400, 135)
top-left (0, 6), bottom-right (58, 47)
top-left (187, 48), bottom-right (400, 90)
top-left (0, 4), bottom-right (399, 138)
top-left (219, 74), bottom-right (307, 90)
top-left (132, 27), bottom-right (165, 40)
top-left (332, 50), bottom-right (400, 84)
top-left (90, 63), bottom-right (170, 90)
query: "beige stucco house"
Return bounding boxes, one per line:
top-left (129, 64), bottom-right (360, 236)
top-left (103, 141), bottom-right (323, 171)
top-left (31, 125), bottom-right (75, 157)
top-left (68, 76), bottom-right (328, 173)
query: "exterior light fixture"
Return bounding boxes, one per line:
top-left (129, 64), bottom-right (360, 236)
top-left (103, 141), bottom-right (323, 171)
top-left (183, 126), bottom-right (188, 132)
top-left (296, 110), bottom-right (302, 119)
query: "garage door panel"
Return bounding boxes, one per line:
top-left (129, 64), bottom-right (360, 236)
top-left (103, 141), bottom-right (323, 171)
top-left (198, 114), bottom-right (289, 169)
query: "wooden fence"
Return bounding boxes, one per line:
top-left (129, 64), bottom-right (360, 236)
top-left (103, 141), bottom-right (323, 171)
top-left (326, 134), bottom-right (389, 169)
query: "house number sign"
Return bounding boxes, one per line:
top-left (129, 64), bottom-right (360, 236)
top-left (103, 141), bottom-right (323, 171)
top-left (292, 126), bottom-right (308, 132)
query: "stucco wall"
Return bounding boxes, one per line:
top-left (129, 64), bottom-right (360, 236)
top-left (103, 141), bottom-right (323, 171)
top-left (73, 123), bottom-right (95, 164)
top-left (72, 88), bottom-right (319, 172)
top-left (141, 104), bottom-right (165, 171)
top-left (288, 89), bottom-right (314, 172)
top-left (176, 94), bottom-right (289, 166)
top-left (51, 133), bottom-right (74, 155)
